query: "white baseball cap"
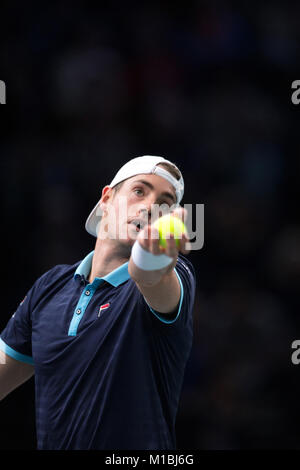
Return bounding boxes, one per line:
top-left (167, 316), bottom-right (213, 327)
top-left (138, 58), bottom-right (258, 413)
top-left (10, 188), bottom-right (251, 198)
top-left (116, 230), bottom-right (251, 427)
top-left (85, 155), bottom-right (184, 237)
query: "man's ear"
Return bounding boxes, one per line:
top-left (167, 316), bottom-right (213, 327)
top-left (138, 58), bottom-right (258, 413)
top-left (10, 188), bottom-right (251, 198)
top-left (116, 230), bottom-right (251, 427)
top-left (99, 186), bottom-right (113, 213)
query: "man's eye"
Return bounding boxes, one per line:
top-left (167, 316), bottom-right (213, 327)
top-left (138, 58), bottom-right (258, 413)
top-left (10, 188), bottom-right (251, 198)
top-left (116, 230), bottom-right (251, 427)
top-left (134, 189), bottom-right (143, 196)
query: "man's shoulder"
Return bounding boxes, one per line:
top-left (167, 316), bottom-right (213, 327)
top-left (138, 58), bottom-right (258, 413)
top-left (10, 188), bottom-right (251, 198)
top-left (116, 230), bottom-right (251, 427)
top-left (33, 260), bottom-right (80, 289)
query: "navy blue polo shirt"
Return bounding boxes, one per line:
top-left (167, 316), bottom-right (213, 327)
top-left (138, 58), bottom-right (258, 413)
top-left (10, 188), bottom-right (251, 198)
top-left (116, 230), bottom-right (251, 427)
top-left (0, 251), bottom-right (196, 450)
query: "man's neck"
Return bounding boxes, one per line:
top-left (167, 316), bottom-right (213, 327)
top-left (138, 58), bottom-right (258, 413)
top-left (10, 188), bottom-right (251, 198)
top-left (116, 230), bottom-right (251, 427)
top-left (88, 238), bottom-right (131, 284)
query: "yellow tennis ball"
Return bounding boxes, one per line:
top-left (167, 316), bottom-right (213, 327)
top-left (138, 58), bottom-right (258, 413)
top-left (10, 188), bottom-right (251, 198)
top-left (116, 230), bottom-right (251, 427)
top-left (153, 214), bottom-right (187, 248)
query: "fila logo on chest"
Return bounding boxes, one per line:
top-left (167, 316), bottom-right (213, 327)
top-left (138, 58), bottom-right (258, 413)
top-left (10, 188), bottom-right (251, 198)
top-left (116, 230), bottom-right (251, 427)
top-left (98, 303), bottom-right (110, 317)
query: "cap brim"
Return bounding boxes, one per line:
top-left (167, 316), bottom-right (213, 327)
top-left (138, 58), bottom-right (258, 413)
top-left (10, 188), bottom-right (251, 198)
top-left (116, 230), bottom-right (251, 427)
top-left (85, 199), bottom-right (103, 237)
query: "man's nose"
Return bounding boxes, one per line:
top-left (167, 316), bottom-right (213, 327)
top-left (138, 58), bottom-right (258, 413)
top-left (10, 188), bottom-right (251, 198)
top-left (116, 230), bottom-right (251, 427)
top-left (138, 204), bottom-right (166, 223)
top-left (136, 192), bottom-right (171, 221)
top-left (138, 207), bottom-right (152, 222)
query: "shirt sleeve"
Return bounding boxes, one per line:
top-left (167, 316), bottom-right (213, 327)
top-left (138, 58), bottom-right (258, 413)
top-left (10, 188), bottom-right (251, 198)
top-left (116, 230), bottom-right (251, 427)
top-left (143, 254), bottom-right (196, 328)
top-left (0, 265), bottom-right (62, 365)
top-left (0, 286), bottom-right (35, 364)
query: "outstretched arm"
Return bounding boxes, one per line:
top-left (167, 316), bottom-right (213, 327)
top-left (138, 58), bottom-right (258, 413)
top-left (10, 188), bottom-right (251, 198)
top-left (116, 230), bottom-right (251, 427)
top-left (128, 207), bottom-right (190, 314)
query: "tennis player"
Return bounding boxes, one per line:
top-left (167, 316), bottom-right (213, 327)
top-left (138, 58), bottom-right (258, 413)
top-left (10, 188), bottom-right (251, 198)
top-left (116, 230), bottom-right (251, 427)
top-left (0, 155), bottom-right (196, 450)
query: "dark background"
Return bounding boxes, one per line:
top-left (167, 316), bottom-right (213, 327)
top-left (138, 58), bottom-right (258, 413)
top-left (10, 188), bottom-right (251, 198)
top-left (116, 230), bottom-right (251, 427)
top-left (1, 0), bottom-right (300, 449)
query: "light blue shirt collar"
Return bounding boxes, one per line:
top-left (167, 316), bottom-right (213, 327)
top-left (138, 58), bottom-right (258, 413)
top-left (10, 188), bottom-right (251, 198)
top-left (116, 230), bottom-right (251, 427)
top-left (74, 251), bottom-right (130, 287)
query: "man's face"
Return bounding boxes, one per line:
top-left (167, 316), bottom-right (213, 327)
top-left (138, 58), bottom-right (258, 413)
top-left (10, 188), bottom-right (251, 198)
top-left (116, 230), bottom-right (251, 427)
top-left (98, 173), bottom-right (177, 247)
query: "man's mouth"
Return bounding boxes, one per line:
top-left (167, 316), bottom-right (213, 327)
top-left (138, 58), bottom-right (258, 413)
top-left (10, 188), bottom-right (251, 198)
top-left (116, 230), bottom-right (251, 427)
top-left (128, 219), bottom-right (147, 232)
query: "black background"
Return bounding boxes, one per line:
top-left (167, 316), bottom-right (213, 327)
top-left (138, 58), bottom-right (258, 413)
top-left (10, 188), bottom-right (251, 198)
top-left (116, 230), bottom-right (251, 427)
top-left (0, 0), bottom-right (300, 449)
